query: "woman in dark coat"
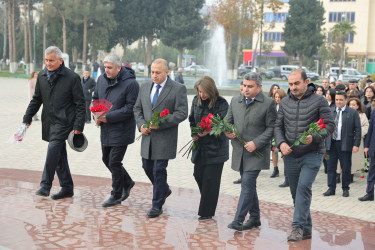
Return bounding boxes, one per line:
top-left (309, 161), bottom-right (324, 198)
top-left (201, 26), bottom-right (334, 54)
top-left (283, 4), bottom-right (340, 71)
top-left (189, 76), bottom-right (229, 220)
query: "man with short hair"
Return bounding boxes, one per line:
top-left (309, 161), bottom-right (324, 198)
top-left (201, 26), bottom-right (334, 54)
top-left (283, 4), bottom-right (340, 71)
top-left (324, 91), bottom-right (361, 198)
top-left (23, 46), bottom-right (86, 200)
top-left (92, 61), bottom-right (99, 79)
top-left (81, 70), bottom-right (96, 124)
top-left (322, 78), bottom-right (330, 94)
top-left (274, 69), bottom-right (335, 242)
top-left (94, 54), bottom-right (139, 207)
top-left (348, 79), bottom-right (364, 97)
top-left (336, 80), bottom-right (343, 87)
top-left (175, 68), bottom-right (184, 84)
top-left (227, 72), bottom-right (277, 231)
top-left (134, 58), bottom-right (188, 218)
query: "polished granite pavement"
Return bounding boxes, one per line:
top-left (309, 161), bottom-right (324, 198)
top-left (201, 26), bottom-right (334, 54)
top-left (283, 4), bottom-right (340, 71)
top-left (0, 168), bottom-right (374, 249)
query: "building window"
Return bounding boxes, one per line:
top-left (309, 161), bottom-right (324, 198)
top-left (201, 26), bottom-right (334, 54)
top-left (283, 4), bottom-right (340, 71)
top-left (264, 12), bottom-right (289, 23)
top-left (327, 32), bottom-right (354, 43)
top-left (328, 12), bottom-right (355, 23)
top-left (264, 32), bottom-right (284, 42)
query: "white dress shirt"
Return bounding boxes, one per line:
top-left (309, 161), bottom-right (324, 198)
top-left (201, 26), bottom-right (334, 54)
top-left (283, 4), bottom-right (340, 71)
top-left (336, 105), bottom-right (346, 140)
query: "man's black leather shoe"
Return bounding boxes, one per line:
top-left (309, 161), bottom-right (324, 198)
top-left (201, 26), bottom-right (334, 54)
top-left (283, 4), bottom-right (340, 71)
top-left (198, 216), bottom-right (212, 221)
top-left (35, 188), bottom-right (50, 197)
top-left (343, 190), bottom-right (349, 197)
top-left (228, 220), bottom-right (243, 231)
top-left (147, 208), bottom-right (163, 218)
top-left (102, 196), bottom-right (121, 207)
top-left (279, 181), bottom-right (289, 187)
top-left (243, 218), bottom-right (261, 230)
top-left (323, 189), bottom-right (335, 196)
top-left (51, 189), bottom-right (74, 200)
top-left (358, 194), bottom-right (374, 201)
top-left (233, 178), bottom-right (241, 184)
top-left (121, 181), bottom-right (135, 201)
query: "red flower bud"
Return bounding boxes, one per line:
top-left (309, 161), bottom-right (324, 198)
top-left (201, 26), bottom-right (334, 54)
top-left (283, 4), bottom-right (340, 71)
top-left (317, 119), bottom-right (324, 125)
top-left (360, 175), bottom-right (364, 178)
top-left (200, 122), bottom-right (206, 129)
top-left (207, 113), bottom-right (214, 119)
top-left (319, 124), bottom-right (326, 130)
top-left (206, 126), bottom-right (212, 132)
top-left (164, 109), bottom-right (169, 115)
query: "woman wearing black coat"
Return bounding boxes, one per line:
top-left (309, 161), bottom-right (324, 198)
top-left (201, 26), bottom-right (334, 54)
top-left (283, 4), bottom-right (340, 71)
top-left (189, 76), bottom-right (229, 220)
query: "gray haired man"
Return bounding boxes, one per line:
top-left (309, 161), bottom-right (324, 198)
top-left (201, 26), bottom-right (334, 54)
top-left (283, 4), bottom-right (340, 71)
top-left (93, 54), bottom-right (139, 207)
top-left (226, 72), bottom-right (277, 231)
top-left (23, 46), bottom-right (86, 200)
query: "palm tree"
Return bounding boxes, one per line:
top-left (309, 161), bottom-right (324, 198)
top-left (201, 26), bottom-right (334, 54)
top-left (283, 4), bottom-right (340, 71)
top-left (331, 20), bottom-right (356, 75)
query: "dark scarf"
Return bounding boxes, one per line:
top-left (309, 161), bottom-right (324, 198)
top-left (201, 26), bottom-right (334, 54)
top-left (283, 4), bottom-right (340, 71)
top-left (46, 64), bottom-right (63, 84)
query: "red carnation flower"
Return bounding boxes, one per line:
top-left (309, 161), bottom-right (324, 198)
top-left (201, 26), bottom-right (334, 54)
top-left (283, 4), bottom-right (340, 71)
top-left (360, 175), bottom-right (364, 178)
top-left (319, 124), bottom-right (327, 130)
top-left (317, 119), bottom-right (324, 125)
top-left (160, 111), bottom-right (166, 117)
top-left (207, 113), bottom-right (214, 119)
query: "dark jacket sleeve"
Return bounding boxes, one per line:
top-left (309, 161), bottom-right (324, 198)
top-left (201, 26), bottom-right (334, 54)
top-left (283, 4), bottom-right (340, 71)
top-left (189, 96), bottom-right (198, 131)
top-left (253, 99), bottom-right (277, 149)
top-left (365, 111), bottom-right (374, 148)
top-left (71, 75), bottom-right (86, 132)
top-left (106, 80), bottom-right (139, 124)
top-left (23, 77), bottom-right (42, 124)
top-left (353, 110), bottom-right (362, 147)
top-left (225, 97), bottom-right (235, 125)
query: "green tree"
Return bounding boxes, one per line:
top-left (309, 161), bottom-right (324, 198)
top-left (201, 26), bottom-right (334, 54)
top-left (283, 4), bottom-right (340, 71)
top-left (282, 0), bottom-right (325, 68)
top-left (331, 20), bottom-right (356, 75)
top-left (160, 0), bottom-right (205, 68)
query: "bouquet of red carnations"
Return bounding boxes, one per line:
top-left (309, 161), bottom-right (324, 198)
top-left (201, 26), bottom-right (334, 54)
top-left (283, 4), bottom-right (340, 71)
top-left (90, 99), bottom-right (113, 120)
top-left (136, 109), bottom-right (172, 140)
top-left (209, 114), bottom-right (263, 158)
top-left (179, 113), bottom-right (214, 158)
top-left (7, 124), bottom-right (28, 144)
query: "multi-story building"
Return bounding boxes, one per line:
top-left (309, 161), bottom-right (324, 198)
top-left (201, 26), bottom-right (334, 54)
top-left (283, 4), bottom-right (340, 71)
top-left (251, 0), bottom-right (375, 74)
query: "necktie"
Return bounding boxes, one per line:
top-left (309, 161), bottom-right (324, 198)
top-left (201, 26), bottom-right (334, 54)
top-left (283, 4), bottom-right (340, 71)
top-left (332, 108), bottom-right (342, 140)
top-left (246, 98), bottom-right (253, 105)
top-left (152, 84), bottom-right (161, 107)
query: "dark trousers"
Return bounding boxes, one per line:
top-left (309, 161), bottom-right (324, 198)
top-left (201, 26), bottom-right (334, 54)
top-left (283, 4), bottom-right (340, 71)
top-left (193, 163), bottom-right (224, 217)
top-left (102, 145), bottom-right (133, 199)
top-left (85, 100), bottom-right (91, 122)
top-left (142, 158), bottom-right (169, 209)
top-left (41, 140), bottom-right (73, 191)
top-left (284, 152), bottom-right (323, 232)
top-left (234, 170), bottom-right (261, 222)
top-left (327, 140), bottom-right (352, 191)
top-left (366, 157), bottom-right (375, 196)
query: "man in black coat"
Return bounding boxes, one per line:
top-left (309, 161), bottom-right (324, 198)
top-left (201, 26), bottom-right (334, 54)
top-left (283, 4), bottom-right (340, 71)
top-left (23, 46), bottom-right (86, 200)
top-left (93, 54), bottom-right (140, 207)
top-left (175, 68), bottom-right (184, 84)
top-left (81, 70), bottom-right (96, 124)
top-left (324, 91), bottom-right (361, 198)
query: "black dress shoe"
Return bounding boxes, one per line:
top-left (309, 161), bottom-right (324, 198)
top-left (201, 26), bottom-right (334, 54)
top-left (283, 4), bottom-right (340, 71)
top-left (51, 189), bottom-right (74, 200)
top-left (198, 216), bottom-right (212, 221)
top-left (358, 194), bottom-right (374, 201)
top-left (279, 181), bottom-right (289, 187)
top-left (228, 220), bottom-right (243, 231)
top-left (147, 207), bottom-right (163, 218)
top-left (35, 188), bottom-right (50, 197)
top-left (323, 189), bottom-right (335, 196)
top-left (121, 181), bottom-right (135, 201)
top-left (342, 190), bottom-right (349, 197)
top-left (102, 195), bottom-right (121, 207)
top-left (243, 218), bottom-right (261, 230)
top-left (233, 178), bottom-right (241, 184)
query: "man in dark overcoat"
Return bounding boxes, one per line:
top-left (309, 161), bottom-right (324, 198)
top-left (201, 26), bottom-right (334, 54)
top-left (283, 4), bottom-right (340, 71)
top-left (23, 46), bottom-right (86, 200)
top-left (81, 70), bottom-right (96, 124)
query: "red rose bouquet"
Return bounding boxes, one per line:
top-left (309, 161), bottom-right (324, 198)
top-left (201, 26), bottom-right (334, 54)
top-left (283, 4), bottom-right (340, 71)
top-left (179, 113), bottom-right (213, 158)
top-left (358, 158), bottom-right (370, 178)
top-left (90, 99), bottom-right (113, 120)
top-left (209, 114), bottom-right (263, 158)
top-left (136, 109), bottom-right (171, 140)
top-left (290, 118), bottom-right (327, 147)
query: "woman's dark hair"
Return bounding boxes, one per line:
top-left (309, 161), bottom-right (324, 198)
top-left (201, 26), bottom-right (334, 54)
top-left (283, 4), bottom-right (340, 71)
top-left (326, 88), bottom-right (336, 104)
top-left (364, 86), bottom-right (375, 104)
top-left (315, 85), bottom-right (324, 93)
top-left (348, 97), bottom-right (365, 113)
top-left (268, 84), bottom-right (280, 97)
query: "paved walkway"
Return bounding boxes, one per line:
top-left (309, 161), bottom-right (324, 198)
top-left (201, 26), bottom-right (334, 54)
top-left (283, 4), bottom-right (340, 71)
top-left (0, 77), bottom-right (374, 249)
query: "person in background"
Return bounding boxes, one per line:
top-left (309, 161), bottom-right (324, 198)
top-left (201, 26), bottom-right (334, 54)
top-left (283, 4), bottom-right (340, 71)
top-left (316, 85), bottom-right (325, 96)
top-left (268, 84), bottom-right (280, 98)
top-left (322, 78), bottom-right (330, 94)
top-left (175, 68), bottom-right (184, 84)
top-left (23, 46), bottom-right (86, 200)
top-left (81, 70), bottom-right (96, 124)
top-left (28, 71), bottom-right (39, 121)
top-left (324, 92), bottom-right (361, 198)
top-left (348, 98), bottom-right (369, 183)
top-left (329, 81), bottom-right (336, 89)
top-left (326, 89), bottom-right (336, 108)
top-left (92, 61), bottom-right (99, 79)
top-left (364, 86), bottom-right (375, 119)
top-left (189, 76), bottom-right (229, 220)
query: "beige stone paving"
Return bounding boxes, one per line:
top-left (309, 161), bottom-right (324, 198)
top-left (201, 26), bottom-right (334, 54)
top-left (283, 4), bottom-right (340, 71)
top-left (1, 77), bottom-right (374, 222)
